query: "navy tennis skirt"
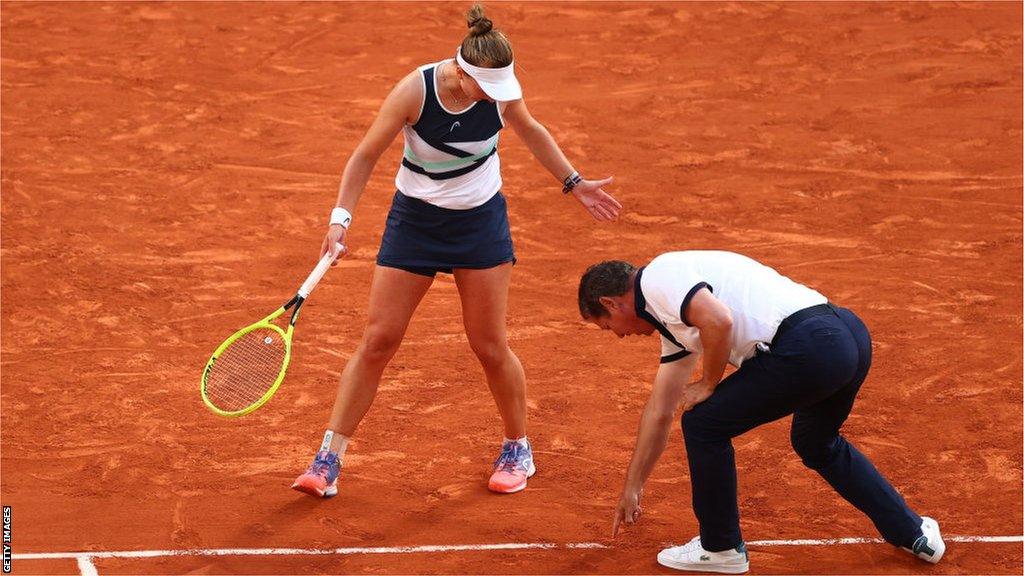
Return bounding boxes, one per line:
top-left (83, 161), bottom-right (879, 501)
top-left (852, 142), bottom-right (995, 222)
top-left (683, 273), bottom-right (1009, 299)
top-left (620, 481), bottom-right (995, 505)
top-left (376, 190), bottom-right (516, 277)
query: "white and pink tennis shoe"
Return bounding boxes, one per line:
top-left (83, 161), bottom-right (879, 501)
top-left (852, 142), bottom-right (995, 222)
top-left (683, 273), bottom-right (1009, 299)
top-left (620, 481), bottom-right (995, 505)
top-left (487, 438), bottom-right (536, 494)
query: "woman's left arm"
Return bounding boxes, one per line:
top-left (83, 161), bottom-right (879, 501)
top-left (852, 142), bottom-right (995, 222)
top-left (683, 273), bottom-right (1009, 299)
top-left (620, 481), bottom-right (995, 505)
top-left (503, 99), bottom-right (622, 221)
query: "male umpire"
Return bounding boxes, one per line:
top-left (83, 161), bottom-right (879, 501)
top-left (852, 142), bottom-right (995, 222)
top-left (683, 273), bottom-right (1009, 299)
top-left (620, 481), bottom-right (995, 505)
top-left (578, 250), bottom-right (944, 573)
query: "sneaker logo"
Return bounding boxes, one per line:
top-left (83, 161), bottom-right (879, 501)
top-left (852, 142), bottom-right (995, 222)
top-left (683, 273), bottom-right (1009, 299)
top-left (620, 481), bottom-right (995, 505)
top-left (450, 121), bottom-right (461, 132)
top-left (912, 535), bottom-right (935, 556)
top-left (700, 555), bottom-right (710, 562)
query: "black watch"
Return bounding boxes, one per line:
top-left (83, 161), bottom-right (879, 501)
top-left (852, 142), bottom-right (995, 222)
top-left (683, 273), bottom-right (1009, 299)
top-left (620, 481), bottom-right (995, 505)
top-left (562, 171), bottom-right (582, 194)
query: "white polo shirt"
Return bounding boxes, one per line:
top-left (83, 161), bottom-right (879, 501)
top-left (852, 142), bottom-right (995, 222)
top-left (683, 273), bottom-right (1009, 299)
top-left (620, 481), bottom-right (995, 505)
top-left (634, 251), bottom-right (828, 367)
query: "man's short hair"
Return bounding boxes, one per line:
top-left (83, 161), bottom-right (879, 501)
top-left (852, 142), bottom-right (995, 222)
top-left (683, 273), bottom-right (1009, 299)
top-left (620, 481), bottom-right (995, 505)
top-left (578, 260), bottom-right (637, 319)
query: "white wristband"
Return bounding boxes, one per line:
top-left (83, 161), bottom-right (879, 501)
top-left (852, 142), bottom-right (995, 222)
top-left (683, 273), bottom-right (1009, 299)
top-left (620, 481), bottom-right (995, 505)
top-left (330, 207), bottom-right (352, 229)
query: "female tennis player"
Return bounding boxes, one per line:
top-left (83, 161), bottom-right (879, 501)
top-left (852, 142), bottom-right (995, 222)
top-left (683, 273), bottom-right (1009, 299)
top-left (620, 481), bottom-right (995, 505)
top-left (292, 3), bottom-right (621, 497)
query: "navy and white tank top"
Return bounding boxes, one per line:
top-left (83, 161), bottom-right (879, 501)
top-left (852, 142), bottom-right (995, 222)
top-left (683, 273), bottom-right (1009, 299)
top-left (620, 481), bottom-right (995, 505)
top-left (394, 60), bottom-right (506, 209)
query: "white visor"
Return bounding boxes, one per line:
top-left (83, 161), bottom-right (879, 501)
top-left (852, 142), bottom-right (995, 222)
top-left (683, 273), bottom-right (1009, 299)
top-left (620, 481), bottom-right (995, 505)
top-left (456, 48), bottom-right (522, 101)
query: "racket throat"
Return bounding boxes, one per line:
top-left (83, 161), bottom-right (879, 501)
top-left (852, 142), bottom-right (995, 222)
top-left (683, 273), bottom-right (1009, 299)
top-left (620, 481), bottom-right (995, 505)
top-left (287, 295), bottom-right (306, 326)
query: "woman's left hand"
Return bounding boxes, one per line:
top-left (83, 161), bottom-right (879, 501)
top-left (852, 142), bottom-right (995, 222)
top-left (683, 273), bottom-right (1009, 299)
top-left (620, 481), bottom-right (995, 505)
top-left (571, 177), bottom-right (622, 221)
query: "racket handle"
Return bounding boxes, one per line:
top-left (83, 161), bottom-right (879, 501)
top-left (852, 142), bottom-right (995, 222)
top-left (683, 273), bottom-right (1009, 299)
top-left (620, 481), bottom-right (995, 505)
top-left (298, 242), bottom-right (344, 298)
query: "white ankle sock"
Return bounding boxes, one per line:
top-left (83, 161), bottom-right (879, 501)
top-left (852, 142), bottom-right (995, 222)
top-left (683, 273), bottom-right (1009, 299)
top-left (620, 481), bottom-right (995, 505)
top-left (503, 436), bottom-right (529, 448)
top-left (320, 430), bottom-right (350, 460)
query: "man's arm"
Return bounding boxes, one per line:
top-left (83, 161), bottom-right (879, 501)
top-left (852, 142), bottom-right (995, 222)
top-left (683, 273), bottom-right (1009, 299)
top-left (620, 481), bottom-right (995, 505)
top-left (679, 287), bottom-right (733, 411)
top-left (612, 354), bottom-right (698, 536)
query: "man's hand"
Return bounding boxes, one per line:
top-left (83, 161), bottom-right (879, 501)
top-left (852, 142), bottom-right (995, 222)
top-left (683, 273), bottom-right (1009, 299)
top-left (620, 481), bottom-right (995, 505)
top-left (680, 379), bottom-right (715, 412)
top-left (612, 486), bottom-right (643, 537)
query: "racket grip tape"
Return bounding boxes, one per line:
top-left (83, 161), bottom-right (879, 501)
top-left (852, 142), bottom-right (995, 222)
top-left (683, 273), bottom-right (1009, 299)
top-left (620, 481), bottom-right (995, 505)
top-left (298, 242), bottom-right (344, 298)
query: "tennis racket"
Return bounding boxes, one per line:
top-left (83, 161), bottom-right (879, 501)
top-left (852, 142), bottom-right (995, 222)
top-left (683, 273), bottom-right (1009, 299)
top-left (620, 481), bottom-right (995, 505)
top-left (201, 244), bottom-right (343, 417)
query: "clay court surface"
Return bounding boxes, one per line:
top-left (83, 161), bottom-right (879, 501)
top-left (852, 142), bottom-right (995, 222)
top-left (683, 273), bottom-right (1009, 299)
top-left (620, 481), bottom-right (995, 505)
top-left (2, 1), bottom-right (1022, 574)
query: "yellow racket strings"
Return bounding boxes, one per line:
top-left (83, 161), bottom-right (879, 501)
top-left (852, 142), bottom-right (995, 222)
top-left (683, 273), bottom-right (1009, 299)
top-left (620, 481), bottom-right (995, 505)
top-left (205, 327), bottom-right (287, 412)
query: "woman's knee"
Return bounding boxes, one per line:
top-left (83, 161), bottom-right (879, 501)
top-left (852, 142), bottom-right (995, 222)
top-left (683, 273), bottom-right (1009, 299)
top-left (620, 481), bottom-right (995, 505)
top-left (359, 328), bottom-right (403, 365)
top-left (469, 337), bottom-right (511, 369)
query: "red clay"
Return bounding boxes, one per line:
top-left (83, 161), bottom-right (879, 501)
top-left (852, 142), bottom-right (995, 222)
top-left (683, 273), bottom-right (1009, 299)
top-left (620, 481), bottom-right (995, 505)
top-left (2, 2), bottom-right (1021, 574)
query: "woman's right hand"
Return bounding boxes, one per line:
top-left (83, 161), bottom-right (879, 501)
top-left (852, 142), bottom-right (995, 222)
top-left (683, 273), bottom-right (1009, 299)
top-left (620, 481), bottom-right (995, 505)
top-left (321, 224), bottom-right (349, 266)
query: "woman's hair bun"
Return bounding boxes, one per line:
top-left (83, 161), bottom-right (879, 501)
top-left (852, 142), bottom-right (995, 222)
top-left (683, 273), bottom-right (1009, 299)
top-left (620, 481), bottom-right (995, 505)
top-left (466, 3), bottom-right (493, 36)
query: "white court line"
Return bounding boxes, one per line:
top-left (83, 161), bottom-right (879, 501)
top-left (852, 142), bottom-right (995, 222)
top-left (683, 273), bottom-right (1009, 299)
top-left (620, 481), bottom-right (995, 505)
top-left (747, 535), bottom-right (1024, 546)
top-left (12, 535), bottom-right (1022, 559)
top-left (75, 556), bottom-right (98, 576)
top-left (14, 542), bottom-right (592, 560)
top-left (12, 535), bottom-right (1023, 574)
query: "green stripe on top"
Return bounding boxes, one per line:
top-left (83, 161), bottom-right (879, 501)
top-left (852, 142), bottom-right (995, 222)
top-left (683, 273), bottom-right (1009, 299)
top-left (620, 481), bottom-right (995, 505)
top-left (404, 136), bottom-right (498, 171)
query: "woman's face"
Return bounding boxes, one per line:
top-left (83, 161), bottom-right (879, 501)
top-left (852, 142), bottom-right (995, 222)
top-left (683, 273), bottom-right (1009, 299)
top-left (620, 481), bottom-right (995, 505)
top-left (456, 67), bottom-right (493, 102)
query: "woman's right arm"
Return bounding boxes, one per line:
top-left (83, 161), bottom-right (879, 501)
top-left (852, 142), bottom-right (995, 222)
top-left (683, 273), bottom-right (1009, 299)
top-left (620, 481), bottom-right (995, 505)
top-left (322, 70), bottom-right (422, 262)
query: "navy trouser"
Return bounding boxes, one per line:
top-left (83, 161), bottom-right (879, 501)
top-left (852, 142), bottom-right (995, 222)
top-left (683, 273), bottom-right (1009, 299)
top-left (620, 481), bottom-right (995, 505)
top-left (681, 305), bottom-right (922, 552)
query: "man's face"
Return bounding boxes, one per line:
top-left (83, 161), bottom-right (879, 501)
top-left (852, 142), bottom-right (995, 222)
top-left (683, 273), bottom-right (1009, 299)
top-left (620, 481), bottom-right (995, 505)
top-left (590, 296), bottom-right (656, 338)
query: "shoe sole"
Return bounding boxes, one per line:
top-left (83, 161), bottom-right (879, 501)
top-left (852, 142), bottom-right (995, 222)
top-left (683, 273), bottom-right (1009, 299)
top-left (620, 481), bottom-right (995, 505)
top-left (291, 478), bottom-right (338, 498)
top-left (488, 461), bottom-right (537, 494)
top-left (656, 555), bottom-right (749, 574)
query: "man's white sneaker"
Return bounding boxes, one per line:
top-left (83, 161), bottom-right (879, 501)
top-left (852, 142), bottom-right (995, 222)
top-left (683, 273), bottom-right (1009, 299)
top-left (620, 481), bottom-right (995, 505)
top-left (902, 516), bottom-right (945, 564)
top-left (657, 536), bottom-right (750, 574)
